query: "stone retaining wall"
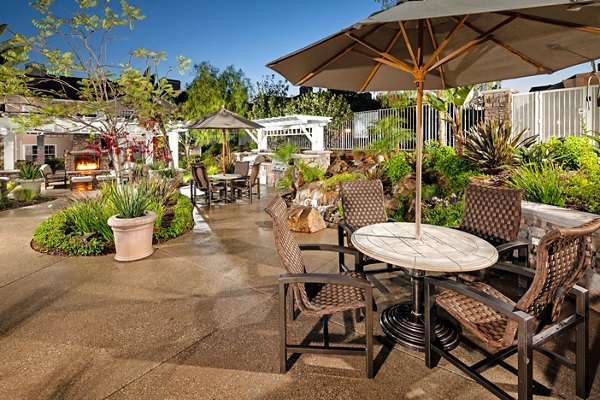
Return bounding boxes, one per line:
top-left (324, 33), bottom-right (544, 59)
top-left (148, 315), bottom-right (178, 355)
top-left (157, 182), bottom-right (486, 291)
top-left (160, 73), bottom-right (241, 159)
top-left (519, 202), bottom-right (600, 308)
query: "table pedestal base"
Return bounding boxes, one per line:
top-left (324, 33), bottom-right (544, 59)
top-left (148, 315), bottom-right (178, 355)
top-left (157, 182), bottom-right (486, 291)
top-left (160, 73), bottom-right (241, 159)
top-left (380, 301), bottom-right (459, 352)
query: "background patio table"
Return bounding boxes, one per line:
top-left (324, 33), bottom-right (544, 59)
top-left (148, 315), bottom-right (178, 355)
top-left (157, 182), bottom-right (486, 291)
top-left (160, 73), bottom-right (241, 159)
top-left (209, 173), bottom-right (242, 202)
top-left (352, 222), bottom-right (498, 351)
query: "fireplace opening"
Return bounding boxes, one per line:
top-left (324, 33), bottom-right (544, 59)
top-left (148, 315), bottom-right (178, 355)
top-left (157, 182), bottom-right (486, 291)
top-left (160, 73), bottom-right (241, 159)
top-left (70, 151), bottom-right (101, 171)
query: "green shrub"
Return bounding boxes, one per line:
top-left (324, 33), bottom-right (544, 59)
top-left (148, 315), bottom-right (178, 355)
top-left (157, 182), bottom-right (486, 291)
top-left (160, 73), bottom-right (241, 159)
top-left (322, 172), bottom-right (365, 190)
top-left (63, 198), bottom-right (114, 242)
top-left (509, 163), bottom-right (565, 207)
top-left (384, 153), bottom-right (413, 182)
top-left (274, 142), bottom-right (299, 164)
top-left (104, 181), bottom-right (152, 218)
top-left (540, 136), bottom-right (597, 170)
top-left (10, 186), bottom-right (36, 202)
top-left (154, 193), bottom-right (194, 240)
top-left (276, 176), bottom-right (294, 190)
top-left (463, 120), bottom-right (536, 174)
top-left (33, 211), bottom-right (108, 256)
top-left (423, 194), bottom-right (464, 227)
top-left (422, 141), bottom-right (455, 171)
top-left (298, 161), bottom-right (325, 184)
top-left (17, 161), bottom-right (41, 179)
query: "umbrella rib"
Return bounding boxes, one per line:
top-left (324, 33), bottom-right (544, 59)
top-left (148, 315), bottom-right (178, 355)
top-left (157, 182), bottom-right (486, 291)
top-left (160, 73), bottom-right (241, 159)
top-left (423, 15), bottom-right (469, 71)
top-left (425, 18), bottom-right (446, 89)
top-left (297, 24), bottom-right (384, 86)
top-left (360, 27), bottom-right (404, 92)
top-left (399, 21), bottom-right (418, 67)
top-left (427, 15), bottom-right (517, 73)
top-left (495, 11), bottom-right (600, 35)
top-left (451, 17), bottom-right (554, 74)
top-left (353, 48), bottom-right (413, 74)
top-left (346, 32), bottom-right (414, 72)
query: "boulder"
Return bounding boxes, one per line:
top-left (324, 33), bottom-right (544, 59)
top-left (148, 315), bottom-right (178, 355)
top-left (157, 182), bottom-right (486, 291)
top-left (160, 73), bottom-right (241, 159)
top-left (295, 181), bottom-right (340, 208)
top-left (326, 159), bottom-right (349, 175)
top-left (394, 173), bottom-right (417, 196)
top-left (287, 205), bottom-right (327, 233)
top-left (350, 162), bottom-right (379, 179)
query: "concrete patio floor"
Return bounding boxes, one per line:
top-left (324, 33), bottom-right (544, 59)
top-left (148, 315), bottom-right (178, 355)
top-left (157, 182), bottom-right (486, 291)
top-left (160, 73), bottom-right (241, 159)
top-left (0, 187), bottom-right (598, 399)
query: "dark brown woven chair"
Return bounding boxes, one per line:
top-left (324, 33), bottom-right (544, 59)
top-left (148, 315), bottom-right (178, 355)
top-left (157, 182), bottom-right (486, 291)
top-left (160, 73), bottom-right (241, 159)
top-left (457, 183), bottom-right (528, 284)
top-left (233, 162), bottom-right (261, 203)
top-left (338, 179), bottom-right (403, 274)
top-left (265, 196), bottom-right (374, 378)
top-left (189, 163), bottom-right (225, 207)
top-left (424, 217), bottom-right (600, 400)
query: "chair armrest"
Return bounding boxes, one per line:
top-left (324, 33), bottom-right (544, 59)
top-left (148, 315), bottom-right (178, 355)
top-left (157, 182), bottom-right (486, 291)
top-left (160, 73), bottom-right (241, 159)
top-left (424, 276), bottom-right (533, 322)
top-left (489, 262), bottom-right (536, 278)
top-left (338, 221), bottom-right (357, 237)
top-left (299, 243), bottom-right (360, 258)
top-left (496, 241), bottom-right (528, 257)
top-left (279, 273), bottom-right (373, 290)
top-left (387, 217), bottom-right (397, 222)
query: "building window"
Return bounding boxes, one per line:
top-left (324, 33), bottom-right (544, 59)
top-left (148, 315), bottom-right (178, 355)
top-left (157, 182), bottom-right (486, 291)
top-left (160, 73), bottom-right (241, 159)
top-left (24, 145), bottom-right (56, 162)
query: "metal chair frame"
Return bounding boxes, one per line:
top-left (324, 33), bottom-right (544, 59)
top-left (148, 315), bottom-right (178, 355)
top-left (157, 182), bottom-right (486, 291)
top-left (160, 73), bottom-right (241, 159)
top-left (190, 163), bottom-right (225, 207)
top-left (266, 196), bottom-right (375, 378)
top-left (424, 218), bottom-right (600, 400)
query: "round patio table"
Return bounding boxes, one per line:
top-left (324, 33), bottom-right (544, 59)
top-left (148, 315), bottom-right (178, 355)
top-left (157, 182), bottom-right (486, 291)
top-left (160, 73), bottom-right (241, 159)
top-left (352, 222), bottom-right (498, 351)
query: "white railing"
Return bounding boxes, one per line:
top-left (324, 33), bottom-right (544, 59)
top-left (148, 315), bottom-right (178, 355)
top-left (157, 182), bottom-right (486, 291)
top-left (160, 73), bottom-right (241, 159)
top-left (512, 85), bottom-right (600, 141)
top-left (325, 105), bottom-right (484, 151)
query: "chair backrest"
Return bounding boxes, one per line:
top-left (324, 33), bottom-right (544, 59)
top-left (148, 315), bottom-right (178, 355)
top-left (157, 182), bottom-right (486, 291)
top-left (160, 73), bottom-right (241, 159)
top-left (249, 162), bottom-right (260, 185)
top-left (266, 196), bottom-right (315, 313)
top-left (501, 218), bottom-right (600, 347)
top-left (192, 163), bottom-right (210, 190)
top-left (340, 179), bottom-right (388, 229)
top-left (39, 164), bottom-right (52, 179)
top-left (459, 183), bottom-right (524, 246)
top-left (234, 161), bottom-right (249, 177)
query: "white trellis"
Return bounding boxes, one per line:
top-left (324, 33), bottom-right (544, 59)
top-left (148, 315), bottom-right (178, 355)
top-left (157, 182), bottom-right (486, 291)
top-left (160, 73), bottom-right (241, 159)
top-left (247, 115), bottom-right (331, 151)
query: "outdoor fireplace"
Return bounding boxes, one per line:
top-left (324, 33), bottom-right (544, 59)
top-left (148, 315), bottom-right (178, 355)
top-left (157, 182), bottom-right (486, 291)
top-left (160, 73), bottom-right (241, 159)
top-left (74, 152), bottom-right (100, 171)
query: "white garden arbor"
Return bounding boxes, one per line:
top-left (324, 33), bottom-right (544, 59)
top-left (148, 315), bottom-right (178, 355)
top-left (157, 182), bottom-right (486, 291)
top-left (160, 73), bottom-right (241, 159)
top-left (246, 115), bottom-right (331, 151)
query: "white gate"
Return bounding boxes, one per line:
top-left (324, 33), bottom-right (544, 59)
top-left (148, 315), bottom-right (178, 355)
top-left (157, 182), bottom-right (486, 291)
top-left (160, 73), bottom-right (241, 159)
top-left (512, 85), bottom-right (600, 141)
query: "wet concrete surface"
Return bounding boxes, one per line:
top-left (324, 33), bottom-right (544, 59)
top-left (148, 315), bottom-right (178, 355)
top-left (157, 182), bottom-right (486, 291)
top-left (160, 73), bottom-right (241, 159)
top-left (0, 186), bottom-right (597, 399)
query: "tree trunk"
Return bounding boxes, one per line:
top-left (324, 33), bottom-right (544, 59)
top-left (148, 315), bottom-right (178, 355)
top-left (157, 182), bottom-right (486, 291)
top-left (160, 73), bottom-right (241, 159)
top-left (437, 110), bottom-right (447, 147)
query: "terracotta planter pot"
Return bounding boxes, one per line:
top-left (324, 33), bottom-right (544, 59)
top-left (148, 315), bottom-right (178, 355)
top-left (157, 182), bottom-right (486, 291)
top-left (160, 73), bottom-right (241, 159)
top-left (108, 211), bottom-right (157, 262)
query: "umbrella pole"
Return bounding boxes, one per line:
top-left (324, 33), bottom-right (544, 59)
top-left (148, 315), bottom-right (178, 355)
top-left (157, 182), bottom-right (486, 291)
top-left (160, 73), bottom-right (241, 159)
top-left (221, 128), bottom-right (227, 175)
top-left (414, 73), bottom-right (425, 240)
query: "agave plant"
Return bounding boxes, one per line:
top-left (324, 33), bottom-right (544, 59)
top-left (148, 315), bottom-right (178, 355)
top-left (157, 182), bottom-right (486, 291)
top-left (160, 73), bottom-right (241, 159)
top-left (463, 120), bottom-right (537, 174)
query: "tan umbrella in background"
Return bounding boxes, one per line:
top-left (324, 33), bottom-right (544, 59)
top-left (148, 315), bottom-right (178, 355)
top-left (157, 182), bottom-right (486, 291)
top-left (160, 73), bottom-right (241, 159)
top-left (187, 106), bottom-right (263, 175)
top-left (268, 0), bottom-right (600, 239)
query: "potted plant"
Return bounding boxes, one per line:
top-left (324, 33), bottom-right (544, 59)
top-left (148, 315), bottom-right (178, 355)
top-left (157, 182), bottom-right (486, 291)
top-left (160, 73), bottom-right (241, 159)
top-left (105, 181), bottom-right (157, 261)
top-left (15, 162), bottom-right (44, 196)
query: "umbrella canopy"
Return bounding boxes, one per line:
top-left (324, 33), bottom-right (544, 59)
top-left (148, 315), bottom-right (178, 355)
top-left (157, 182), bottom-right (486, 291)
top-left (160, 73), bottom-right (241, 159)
top-left (187, 106), bottom-right (263, 174)
top-left (268, 0), bottom-right (600, 238)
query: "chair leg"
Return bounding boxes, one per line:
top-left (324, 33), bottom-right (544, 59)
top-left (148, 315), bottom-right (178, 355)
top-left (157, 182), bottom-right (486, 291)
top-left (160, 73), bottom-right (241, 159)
top-left (365, 296), bottom-right (374, 378)
top-left (576, 288), bottom-right (589, 399)
top-left (517, 316), bottom-right (534, 400)
top-left (424, 281), bottom-right (440, 368)
top-left (323, 315), bottom-right (329, 347)
top-left (279, 282), bottom-right (288, 374)
top-left (287, 288), bottom-right (295, 321)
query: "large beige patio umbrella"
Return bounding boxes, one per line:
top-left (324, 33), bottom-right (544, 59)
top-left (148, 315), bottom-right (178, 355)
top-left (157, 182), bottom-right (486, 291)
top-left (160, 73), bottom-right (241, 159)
top-left (187, 106), bottom-right (263, 175)
top-left (268, 0), bottom-right (600, 239)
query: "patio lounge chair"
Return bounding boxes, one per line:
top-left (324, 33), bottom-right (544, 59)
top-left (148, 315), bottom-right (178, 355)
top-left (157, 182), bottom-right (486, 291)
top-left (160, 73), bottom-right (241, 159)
top-left (190, 163), bottom-right (225, 207)
top-left (338, 179), bottom-right (403, 274)
top-left (265, 196), bottom-right (374, 378)
top-left (39, 163), bottom-right (66, 188)
top-left (424, 217), bottom-right (600, 400)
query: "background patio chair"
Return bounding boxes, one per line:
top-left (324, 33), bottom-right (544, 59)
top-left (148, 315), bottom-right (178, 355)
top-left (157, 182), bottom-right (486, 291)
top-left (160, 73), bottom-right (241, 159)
top-left (457, 183), bottom-right (528, 286)
top-left (424, 217), bottom-right (600, 400)
top-left (94, 170), bottom-right (116, 187)
top-left (39, 163), bottom-right (66, 188)
top-left (265, 196), bottom-right (374, 378)
top-left (233, 162), bottom-right (261, 203)
top-left (190, 163), bottom-right (225, 207)
top-left (338, 179), bottom-right (403, 274)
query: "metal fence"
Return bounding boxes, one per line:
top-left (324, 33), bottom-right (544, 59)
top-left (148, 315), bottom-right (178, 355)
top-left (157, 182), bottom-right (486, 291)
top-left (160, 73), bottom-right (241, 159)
top-left (324, 105), bottom-right (484, 151)
top-left (512, 85), bottom-right (600, 141)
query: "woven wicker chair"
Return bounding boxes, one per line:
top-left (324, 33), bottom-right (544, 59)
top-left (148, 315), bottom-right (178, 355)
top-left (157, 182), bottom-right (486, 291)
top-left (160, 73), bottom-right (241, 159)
top-left (424, 217), bottom-right (600, 400)
top-left (457, 183), bottom-right (528, 284)
top-left (189, 163), bottom-right (225, 207)
top-left (266, 196), bottom-right (374, 378)
top-left (233, 162), bottom-right (261, 202)
top-left (338, 179), bottom-right (403, 274)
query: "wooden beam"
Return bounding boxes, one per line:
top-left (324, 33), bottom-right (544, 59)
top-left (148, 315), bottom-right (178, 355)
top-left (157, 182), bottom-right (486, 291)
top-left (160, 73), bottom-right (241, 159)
top-left (425, 18), bottom-right (446, 88)
top-left (360, 27), bottom-right (403, 92)
top-left (495, 11), bottom-right (600, 35)
top-left (351, 48), bottom-right (413, 74)
top-left (423, 15), bottom-right (468, 71)
top-left (296, 25), bottom-right (384, 86)
top-left (451, 16), bottom-right (554, 74)
top-left (399, 21), bottom-right (418, 67)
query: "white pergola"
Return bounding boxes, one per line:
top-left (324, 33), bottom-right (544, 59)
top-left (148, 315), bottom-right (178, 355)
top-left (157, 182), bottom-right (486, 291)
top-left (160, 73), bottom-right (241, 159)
top-left (247, 115), bottom-right (331, 151)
